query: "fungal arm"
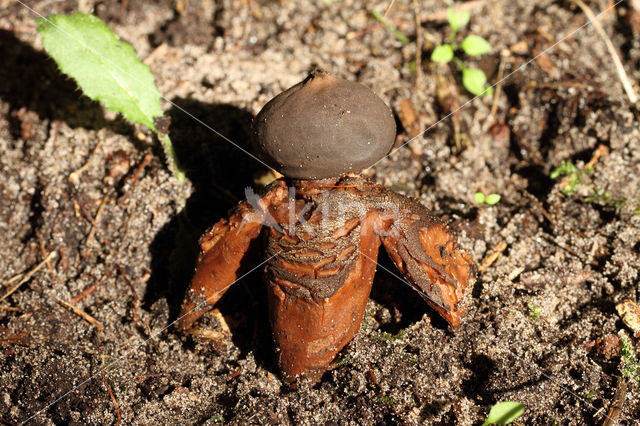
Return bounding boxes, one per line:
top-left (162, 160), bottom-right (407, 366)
top-left (380, 197), bottom-right (475, 328)
top-left (178, 184), bottom-right (287, 332)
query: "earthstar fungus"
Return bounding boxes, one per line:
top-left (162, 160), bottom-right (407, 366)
top-left (179, 70), bottom-right (476, 386)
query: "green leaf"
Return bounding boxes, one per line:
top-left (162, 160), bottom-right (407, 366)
top-left (37, 13), bottom-right (162, 131)
top-left (550, 160), bottom-right (578, 179)
top-left (462, 67), bottom-right (489, 96)
top-left (431, 44), bottom-right (454, 63)
top-left (461, 34), bottom-right (491, 56)
top-left (447, 7), bottom-right (470, 35)
top-left (485, 193), bottom-right (501, 205)
top-left (474, 192), bottom-right (486, 204)
top-left (482, 401), bottom-right (525, 425)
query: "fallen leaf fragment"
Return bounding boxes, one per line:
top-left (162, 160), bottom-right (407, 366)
top-left (616, 299), bottom-right (640, 337)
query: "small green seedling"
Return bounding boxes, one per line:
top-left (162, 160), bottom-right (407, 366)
top-left (373, 395), bottom-right (397, 405)
top-left (550, 160), bottom-right (580, 195)
top-left (580, 390), bottom-right (595, 400)
top-left (475, 192), bottom-right (501, 205)
top-left (431, 8), bottom-right (493, 96)
top-left (584, 187), bottom-right (625, 209)
top-left (336, 354), bottom-right (352, 366)
top-left (37, 13), bottom-right (185, 182)
top-left (527, 303), bottom-right (542, 321)
top-left (551, 160), bottom-right (635, 210)
top-left (482, 401), bottom-right (525, 425)
top-left (620, 337), bottom-right (640, 385)
top-left (376, 327), bottom-right (409, 343)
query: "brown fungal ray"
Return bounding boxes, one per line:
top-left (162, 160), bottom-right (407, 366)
top-left (380, 194), bottom-right (475, 328)
top-left (251, 70), bottom-right (396, 180)
top-left (267, 209), bottom-right (389, 385)
top-left (177, 183), bottom-right (287, 332)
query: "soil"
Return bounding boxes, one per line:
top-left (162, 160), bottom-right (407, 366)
top-left (1, 0), bottom-right (640, 424)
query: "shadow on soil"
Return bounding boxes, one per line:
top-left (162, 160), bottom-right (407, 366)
top-left (0, 30), bottom-right (133, 134)
top-left (144, 98), bottom-right (278, 370)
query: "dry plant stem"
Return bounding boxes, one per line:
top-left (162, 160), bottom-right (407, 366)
top-left (479, 241), bottom-right (507, 273)
top-left (56, 298), bottom-right (105, 331)
top-left (382, 0), bottom-right (396, 18)
top-left (412, 0), bottom-right (423, 87)
top-left (488, 53), bottom-right (507, 121)
top-left (118, 265), bottom-right (139, 325)
top-left (521, 189), bottom-right (555, 225)
top-left (0, 251), bottom-right (57, 303)
top-left (36, 230), bottom-right (54, 275)
top-left (101, 355), bottom-right (122, 426)
top-left (118, 151), bottom-right (153, 206)
top-left (526, 81), bottom-right (593, 90)
top-left (70, 270), bottom-right (112, 304)
top-left (572, 0), bottom-right (638, 104)
top-left (85, 196), bottom-right (109, 248)
top-left (603, 376), bottom-right (627, 426)
top-left (4, 272), bottom-right (25, 287)
top-left (68, 140), bottom-right (102, 184)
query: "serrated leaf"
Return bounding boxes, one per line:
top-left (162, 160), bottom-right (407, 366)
top-left (447, 7), bottom-right (470, 34)
top-left (431, 44), bottom-right (454, 63)
top-left (461, 34), bottom-right (491, 56)
top-left (37, 13), bottom-right (162, 131)
top-left (482, 401), bottom-right (525, 425)
top-left (462, 67), bottom-right (489, 96)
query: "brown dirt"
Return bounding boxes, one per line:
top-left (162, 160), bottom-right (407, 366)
top-left (1, 0), bottom-right (640, 424)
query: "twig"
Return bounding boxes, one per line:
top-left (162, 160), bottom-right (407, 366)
top-left (584, 144), bottom-right (609, 170)
top-left (85, 196), bottom-right (109, 247)
top-left (70, 270), bottom-right (112, 304)
top-left (602, 376), bottom-right (627, 426)
top-left (524, 80), bottom-right (594, 90)
top-left (479, 241), bottom-right (508, 273)
top-left (3, 272), bottom-right (25, 287)
top-left (382, 0), bottom-right (396, 18)
top-left (101, 354), bottom-right (122, 426)
top-left (56, 298), bottom-right (105, 331)
top-left (117, 266), bottom-right (139, 325)
top-left (521, 189), bottom-right (555, 225)
top-left (36, 230), bottom-right (55, 275)
top-left (118, 151), bottom-right (153, 206)
top-left (0, 251), bottom-right (57, 302)
top-left (488, 51), bottom-right (508, 120)
top-left (68, 139), bottom-right (102, 185)
top-left (412, 0), bottom-right (423, 87)
top-left (572, 0), bottom-right (637, 104)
